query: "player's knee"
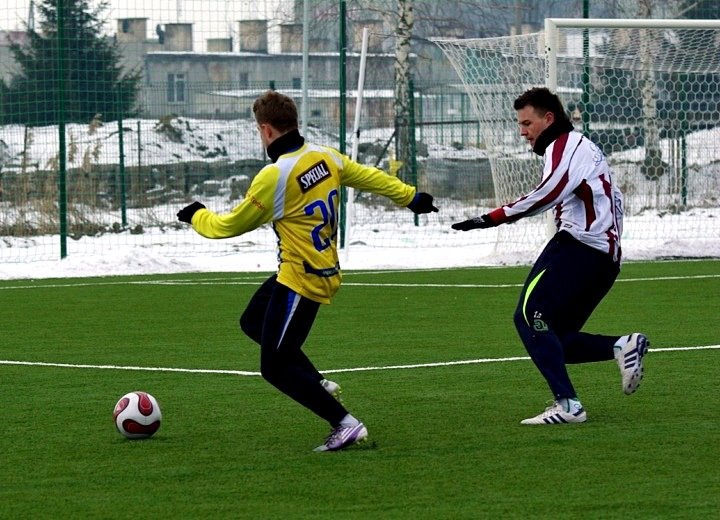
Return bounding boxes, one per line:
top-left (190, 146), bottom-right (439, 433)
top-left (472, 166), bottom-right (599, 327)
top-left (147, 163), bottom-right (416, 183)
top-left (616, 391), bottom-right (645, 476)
top-left (239, 312), bottom-right (261, 344)
top-left (513, 307), bottom-right (532, 336)
top-left (260, 355), bottom-right (281, 384)
top-left (514, 305), bottom-right (553, 336)
top-left (513, 307), bottom-right (525, 330)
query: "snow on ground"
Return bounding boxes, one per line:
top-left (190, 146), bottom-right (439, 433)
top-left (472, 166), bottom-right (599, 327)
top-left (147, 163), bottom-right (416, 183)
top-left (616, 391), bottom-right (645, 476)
top-left (1, 117), bottom-right (719, 280)
top-left (1, 209), bottom-right (718, 281)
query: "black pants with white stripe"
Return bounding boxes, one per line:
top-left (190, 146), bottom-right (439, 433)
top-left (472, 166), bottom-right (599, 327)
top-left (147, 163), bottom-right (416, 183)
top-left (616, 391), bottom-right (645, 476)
top-left (513, 231), bottom-right (621, 399)
top-left (240, 275), bottom-right (348, 427)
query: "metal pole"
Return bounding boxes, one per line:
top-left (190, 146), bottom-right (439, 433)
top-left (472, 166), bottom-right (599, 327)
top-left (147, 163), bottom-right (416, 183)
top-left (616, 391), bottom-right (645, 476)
top-left (338, 0), bottom-right (347, 248)
top-left (339, 1), bottom-right (347, 153)
top-left (581, 0), bottom-right (590, 134)
top-left (301, 0), bottom-right (309, 135)
top-left (349, 29), bottom-right (370, 161)
top-left (543, 18), bottom-right (558, 240)
top-left (118, 95), bottom-right (127, 227)
top-left (344, 27), bottom-right (370, 262)
top-left (679, 73), bottom-right (688, 207)
top-left (544, 18), bottom-right (558, 92)
top-left (137, 119), bottom-right (142, 175)
top-left (408, 78), bottom-right (418, 227)
top-left (57, 0), bottom-right (68, 258)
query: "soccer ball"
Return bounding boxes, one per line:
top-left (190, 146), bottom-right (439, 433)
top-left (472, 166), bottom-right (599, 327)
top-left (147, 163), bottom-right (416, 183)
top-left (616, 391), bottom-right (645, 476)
top-left (113, 391), bottom-right (162, 439)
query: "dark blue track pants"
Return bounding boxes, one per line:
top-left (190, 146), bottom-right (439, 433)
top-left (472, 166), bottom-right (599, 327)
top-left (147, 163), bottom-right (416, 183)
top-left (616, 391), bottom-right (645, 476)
top-left (240, 275), bottom-right (348, 426)
top-left (514, 231), bottom-right (621, 399)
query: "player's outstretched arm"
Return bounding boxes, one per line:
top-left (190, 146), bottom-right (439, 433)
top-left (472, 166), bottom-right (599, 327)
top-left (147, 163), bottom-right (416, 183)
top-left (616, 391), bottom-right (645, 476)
top-left (451, 214), bottom-right (496, 231)
top-left (177, 201), bottom-right (206, 223)
top-left (407, 192), bottom-right (439, 214)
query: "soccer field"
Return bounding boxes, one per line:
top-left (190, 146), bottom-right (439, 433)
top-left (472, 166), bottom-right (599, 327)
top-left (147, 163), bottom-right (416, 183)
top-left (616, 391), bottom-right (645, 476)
top-left (2, 260), bottom-right (719, 518)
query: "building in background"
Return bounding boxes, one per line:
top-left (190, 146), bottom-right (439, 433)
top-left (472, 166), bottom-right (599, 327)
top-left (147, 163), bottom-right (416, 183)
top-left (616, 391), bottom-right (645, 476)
top-left (116, 17), bottom-right (407, 123)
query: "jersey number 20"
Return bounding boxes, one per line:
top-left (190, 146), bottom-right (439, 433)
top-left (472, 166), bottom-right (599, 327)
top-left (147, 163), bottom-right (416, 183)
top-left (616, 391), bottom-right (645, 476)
top-left (305, 188), bottom-right (339, 252)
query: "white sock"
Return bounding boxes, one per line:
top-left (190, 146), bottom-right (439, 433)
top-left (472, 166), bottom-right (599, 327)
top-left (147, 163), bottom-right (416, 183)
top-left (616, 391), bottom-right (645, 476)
top-left (558, 397), bottom-right (581, 413)
top-left (614, 335), bottom-right (630, 357)
top-left (339, 414), bottom-right (360, 428)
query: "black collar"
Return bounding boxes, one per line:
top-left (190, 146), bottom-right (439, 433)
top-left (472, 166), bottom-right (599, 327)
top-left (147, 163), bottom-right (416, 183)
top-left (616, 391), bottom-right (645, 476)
top-left (533, 120), bottom-right (575, 156)
top-left (266, 128), bottom-right (305, 162)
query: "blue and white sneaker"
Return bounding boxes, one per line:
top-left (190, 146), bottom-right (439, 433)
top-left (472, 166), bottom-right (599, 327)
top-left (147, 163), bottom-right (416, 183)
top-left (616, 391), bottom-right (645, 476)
top-left (521, 401), bottom-right (587, 425)
top-left (617, 333), bottom-right (649, 395)
top-left (314, 423), bottom-right (368, 452)
top-left (320, 379), bottom-right (343, 403)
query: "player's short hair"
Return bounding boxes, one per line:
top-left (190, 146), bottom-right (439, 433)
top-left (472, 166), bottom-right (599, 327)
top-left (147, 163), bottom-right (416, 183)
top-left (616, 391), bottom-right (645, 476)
top-left (252, 90), bottom-right (299, 132)
top-left (514, 87), bottom-right (570, 124)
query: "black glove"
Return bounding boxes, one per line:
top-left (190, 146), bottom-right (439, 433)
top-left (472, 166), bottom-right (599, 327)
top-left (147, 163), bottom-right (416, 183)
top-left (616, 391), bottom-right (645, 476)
top-left (407, 192), bottom-right (439, 214)
top-left (451, 214), bottom-right (495, 231)
top-left (177, 201), bottom-right (206, 224)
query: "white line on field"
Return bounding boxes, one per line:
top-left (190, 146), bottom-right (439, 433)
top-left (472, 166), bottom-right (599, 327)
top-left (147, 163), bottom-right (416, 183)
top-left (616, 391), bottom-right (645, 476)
top-left (0, 360), bottom-right (260, 376)
top-left (2, 272), bottom-right (720, 290)
top-left (1, 345), bottom-right (718, 377)
top-left (139, 273), bottom-right (720, 289)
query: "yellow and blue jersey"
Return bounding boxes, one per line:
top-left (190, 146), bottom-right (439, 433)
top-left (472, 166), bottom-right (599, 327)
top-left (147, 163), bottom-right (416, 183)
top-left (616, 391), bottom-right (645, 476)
top-left (190, 142), bottom-right (416, 304)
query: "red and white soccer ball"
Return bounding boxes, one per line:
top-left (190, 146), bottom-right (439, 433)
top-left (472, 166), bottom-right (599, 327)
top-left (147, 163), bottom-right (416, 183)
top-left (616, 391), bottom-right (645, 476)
top-left (113, 391), bottom-right (162, 439)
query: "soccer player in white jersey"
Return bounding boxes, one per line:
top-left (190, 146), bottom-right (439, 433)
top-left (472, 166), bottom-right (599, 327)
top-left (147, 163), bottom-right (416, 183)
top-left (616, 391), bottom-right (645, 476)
top-left (178, 90), bottom-right (438, 450)
top-left (452, 87), bottom-right (649, 425)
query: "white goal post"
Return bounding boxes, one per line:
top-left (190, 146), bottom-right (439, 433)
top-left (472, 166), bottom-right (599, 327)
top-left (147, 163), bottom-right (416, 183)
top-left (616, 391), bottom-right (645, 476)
top-left (544, 18), bottom-right (720, 91)
top-left (435, 18), bottom-right (720, 260)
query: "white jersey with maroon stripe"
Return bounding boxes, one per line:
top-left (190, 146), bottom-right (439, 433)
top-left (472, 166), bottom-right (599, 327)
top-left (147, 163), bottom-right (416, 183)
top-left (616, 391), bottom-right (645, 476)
top-left (488, 130), bottom-right (623, 262)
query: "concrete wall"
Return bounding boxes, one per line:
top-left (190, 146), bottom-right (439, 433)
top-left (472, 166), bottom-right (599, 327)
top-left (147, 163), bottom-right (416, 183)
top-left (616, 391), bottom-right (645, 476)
top-left (207, 38), bottom-right (232, 53)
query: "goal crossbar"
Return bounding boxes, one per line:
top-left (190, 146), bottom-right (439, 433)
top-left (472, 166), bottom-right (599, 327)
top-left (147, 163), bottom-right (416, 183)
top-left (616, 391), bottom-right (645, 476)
top-left (547, 18), bottom-right (720, 29)
top-left (545, 18), bottom-right (720, 91)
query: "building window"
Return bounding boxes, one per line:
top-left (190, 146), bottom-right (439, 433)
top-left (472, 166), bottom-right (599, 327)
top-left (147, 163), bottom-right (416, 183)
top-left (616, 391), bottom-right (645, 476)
top-left (239, 72), bottom-right (249, 87)
top-left (310, 109), bottom-right (322, 117)
top-left (167, 73), bottom-right (186, 103)
top-left (292, 77), bottom-right (301, 89)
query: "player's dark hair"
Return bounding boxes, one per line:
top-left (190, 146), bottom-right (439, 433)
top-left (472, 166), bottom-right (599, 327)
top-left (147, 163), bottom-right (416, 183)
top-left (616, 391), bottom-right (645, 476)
top-left (252, 90), bottom-right (299, 132)
top-left (514, 87), bottom-right (571, 125)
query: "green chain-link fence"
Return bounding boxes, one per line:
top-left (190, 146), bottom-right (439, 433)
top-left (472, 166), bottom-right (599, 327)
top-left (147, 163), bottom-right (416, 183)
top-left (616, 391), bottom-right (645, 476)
top-left (1, 1), bottom-right (719, 264)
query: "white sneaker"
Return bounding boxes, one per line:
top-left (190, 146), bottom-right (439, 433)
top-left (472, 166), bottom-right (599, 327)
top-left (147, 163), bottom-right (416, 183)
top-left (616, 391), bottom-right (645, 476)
top-left (616, 333), bottom-right (649, 395)
top-left (521, 401), bottom-right (587, 425)
top-left (320, 379), bottom-right (343, 403)
top-left (314, 423), bottom-right (368, 452)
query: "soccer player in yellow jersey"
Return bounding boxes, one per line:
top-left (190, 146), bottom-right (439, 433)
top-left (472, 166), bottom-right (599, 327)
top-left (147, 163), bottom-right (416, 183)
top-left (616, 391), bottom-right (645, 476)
top-left (177, 90), bottom-right (438, 452)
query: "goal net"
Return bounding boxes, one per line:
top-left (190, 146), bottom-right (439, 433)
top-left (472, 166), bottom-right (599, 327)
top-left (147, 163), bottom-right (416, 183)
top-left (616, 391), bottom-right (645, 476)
top-left (435, 18), bottom-right (720, 260)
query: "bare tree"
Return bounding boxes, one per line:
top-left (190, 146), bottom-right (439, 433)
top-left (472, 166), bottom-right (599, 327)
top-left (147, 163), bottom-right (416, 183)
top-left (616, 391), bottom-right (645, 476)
top-left (393, 0), bottom-right (414, 181)
top-left (611, 0), bottom-right (689, 180)
top-left (637, 0), bottom-right (665, 179)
